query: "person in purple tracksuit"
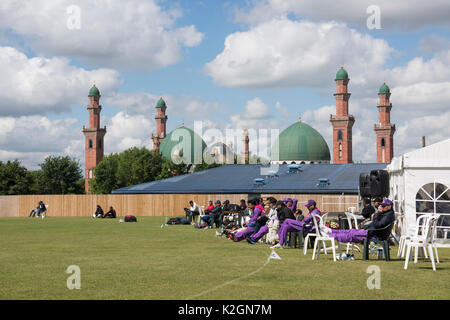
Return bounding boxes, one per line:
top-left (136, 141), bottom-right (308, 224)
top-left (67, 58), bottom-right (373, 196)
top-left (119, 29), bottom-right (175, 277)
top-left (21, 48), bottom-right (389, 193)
top-left (284, 198), bottom-right (298, 212)
top-left (247, 197), bottom-right (278, 244)
top-left (329, 199), bottom-right (395, 243)
top-left (271, 199), bottom-right (321, 249)
top-left (231, 200), bottom-right (262, 242)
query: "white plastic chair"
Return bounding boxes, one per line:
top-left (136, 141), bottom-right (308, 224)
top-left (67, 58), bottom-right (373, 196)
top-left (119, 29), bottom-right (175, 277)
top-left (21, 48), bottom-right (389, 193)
top-left (343, 211), bottom-right (362, 254)
top-left (400, 214), bottom-right (428, 259)
top-left (303, 212), bottom-right (331, 255)
top-left (195, 205), bottom-right (206, 224)
top-left (311, 213), bottom-right (337, 261)
top-left (404, 214), bottom-right (440, 271)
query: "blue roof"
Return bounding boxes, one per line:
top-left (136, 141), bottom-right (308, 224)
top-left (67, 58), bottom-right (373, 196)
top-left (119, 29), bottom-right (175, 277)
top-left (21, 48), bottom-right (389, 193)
top-left (112, 163), bottom-right (387, 195)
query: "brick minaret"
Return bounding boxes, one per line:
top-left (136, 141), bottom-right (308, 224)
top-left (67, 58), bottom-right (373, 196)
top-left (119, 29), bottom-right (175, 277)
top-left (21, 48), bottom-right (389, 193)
top-left (241, 129), bottom-right (249, 163)
top-left (330, 67), bottom-right (355, 163)
top-left (374, 83), bottom-right (395, 163)
top-left (82, 85), bottom-right (106, 194)
top-left (151, 97), bottom-right (168, 151)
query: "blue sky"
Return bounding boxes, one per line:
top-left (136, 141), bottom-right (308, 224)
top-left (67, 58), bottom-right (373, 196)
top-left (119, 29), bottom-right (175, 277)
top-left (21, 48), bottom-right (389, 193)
top-left (0, 0), bottom-right (450, 168)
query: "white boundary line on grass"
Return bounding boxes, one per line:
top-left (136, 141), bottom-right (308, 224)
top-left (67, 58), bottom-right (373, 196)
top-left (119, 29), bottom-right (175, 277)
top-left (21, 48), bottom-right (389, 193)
top-left (185, 234), bottom-right (279, 300)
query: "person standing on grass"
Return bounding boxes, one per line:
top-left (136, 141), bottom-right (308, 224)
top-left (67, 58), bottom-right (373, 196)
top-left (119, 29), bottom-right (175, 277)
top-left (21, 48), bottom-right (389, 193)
top-left (103, 206), bottom-right (117, 218)
top-left (271, 200), bottom-right (320, 249)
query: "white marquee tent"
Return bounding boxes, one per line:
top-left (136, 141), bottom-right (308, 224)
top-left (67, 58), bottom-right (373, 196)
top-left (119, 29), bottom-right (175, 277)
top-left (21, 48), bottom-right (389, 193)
top-left (387, 138), bottom-right (450, 246)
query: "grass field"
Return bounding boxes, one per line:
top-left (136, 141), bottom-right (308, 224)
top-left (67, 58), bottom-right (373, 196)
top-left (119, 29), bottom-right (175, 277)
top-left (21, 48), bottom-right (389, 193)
top-left (0, 217), bottom-right (449, 300)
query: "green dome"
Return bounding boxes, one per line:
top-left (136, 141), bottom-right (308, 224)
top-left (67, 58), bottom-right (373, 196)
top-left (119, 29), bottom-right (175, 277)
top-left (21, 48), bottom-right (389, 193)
top-left (379, 82), bottom-right (390, 94)
top-left (336, 67), bottom-right (349, 80)
top-left (156, 97), bottom-right (166, 108)
top-left (160, 127), bottom-right (207, 164)
top-left (88, 85), bottom-right (100, 96)
top-left (271, 121), bottom-right (330, 161)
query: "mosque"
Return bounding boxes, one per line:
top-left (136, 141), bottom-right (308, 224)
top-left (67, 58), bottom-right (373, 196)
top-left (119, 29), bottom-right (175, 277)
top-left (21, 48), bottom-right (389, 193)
top-left (82, 67), bottom-right (395, 194)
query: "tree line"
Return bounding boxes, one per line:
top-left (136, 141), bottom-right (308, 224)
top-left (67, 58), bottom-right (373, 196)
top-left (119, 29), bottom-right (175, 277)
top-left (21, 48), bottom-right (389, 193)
top-left (0, 147), bottom-right (222, 195)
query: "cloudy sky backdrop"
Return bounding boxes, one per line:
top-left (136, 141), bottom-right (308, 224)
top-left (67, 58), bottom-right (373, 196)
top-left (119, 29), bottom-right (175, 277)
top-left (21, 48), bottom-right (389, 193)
top-left (0, 0), bottom-right (449, 169)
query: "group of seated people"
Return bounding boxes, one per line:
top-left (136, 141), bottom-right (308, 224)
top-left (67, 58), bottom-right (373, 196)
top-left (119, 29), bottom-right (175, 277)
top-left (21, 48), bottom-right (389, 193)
top-left (184, 199), bottom-right (248, 228)
top-left (194, 196), bottom-right (395, 250)
top-left (93, 205), bottom-right (117, 219)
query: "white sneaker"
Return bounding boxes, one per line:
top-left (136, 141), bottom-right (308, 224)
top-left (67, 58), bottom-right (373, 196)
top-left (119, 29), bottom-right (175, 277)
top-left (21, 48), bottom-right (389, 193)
top-left (270, 243), bottom-right (282, 249)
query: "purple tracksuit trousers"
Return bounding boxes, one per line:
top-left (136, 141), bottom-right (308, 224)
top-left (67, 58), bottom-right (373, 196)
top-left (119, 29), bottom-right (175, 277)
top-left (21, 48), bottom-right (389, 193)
top-left (250, 225), bottom-right (269, 242)
top-left (278, 219), bottom-right (305, 245)
top-left (235, 226), bottom-right (256, 241)
top-left (329, 229), bottom-right (370, 243)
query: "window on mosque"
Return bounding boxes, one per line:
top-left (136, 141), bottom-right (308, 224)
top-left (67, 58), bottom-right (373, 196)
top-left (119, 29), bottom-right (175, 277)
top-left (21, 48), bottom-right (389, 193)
top-left (339, 143), bottom-right (342, 159)
top-left (415, 182), bottom-right (450, 239)
top-left (88, 139), bottom-right (93, 149)
top-left (88, 169), bottom-right (93, 179)
top-left (98, 139), bottom-right (102, 149)
top-left (381, 138), bottom-right (386, 147)
top-left (337, 130), bottom-right (343, 141)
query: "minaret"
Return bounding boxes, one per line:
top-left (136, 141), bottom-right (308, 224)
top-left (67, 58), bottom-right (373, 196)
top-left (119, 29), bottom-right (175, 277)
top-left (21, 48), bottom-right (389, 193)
top-left (330, 67), bottom-right (355, 163)
top-left (374, 83), bottom-right (395, 163)
top-left (82, 84), bottom-right (106, 194)
top-left (242, 129), bottom-right (249, 164)
top-left (151, 97), bottom-right (168, 151)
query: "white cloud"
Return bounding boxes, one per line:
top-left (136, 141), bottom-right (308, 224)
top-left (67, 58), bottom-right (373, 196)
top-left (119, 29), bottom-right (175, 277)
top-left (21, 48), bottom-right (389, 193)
top-left (0, 0), bottom-right (203, 72)
top-left (104, 112), bottom-right (154, 154)
top-left (0, 46), bottom-right (120, 116)
top-left (205, 19), bottom-right (391, 88)
top-left (0, 115), bottom-right (83, 169)
top-left (235, 0), bottom-right (450, 30)
top-left (419, 34), bottom-right (450, 55)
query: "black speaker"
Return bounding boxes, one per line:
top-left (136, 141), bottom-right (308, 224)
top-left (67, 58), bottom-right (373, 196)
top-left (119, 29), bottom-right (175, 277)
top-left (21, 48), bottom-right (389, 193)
top-left (369, 170), bottom-right (390, 198)
top-left (359, 172), bottom-right (372, 197)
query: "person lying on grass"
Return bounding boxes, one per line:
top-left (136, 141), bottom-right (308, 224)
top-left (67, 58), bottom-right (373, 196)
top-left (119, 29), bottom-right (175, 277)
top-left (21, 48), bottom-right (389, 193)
top-left (325, 199), bottom-right (395, 244)
top-left (271, 199), bottom-right (319, 249)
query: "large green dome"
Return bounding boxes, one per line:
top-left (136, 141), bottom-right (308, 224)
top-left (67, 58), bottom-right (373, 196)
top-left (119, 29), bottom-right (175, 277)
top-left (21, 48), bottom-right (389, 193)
top-left (336, 67), bottom-right (349, 80)
top-left (271, 121), bottom-right (330, 162)
top-left (160, 127), bottom-right (207, 164)
top-left (88, 85), bottom-right (100, 97)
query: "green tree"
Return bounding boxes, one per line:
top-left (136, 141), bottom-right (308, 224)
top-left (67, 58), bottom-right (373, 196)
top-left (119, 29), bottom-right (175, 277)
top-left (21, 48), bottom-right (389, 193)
top-left (89, 153), bottom-right (120, 194)
top-left (36, 156), bottom-right (83, 194)
top-left (90, 147), bottom-right (167, 194)
top-left (156, 158), bottom-right (190, 180)
top-left (0, 160), bottom-right (34, 195)
top-left (116, 147), bottom-right (164, 186)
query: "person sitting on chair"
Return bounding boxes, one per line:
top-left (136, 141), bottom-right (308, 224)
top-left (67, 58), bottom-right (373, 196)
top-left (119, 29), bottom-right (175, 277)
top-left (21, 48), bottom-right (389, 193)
top-left (294, 209), bottom-right (304, 221)
top-left (184, 200), bottom-right (200, 223)
top-left (284, 198), bottom-right (298, 212)
top-left (247, 197), bottom-right (278, 244)
top-left (328, 199), bottom-right (395, 244)
top-left (200, 200), bottom-right (222, 229)
top-left (103, 206), bottom-right (117, 218)
top-left (239, 199), bottom-right (247, 211)
top-left (37, 201), bottom-right (47, 218)
top-left (204, 200), bottom-right (214, 214)
top-left (271, 200), bottom-right (319, 249)
top-left (230, 200), bottom-right (263, 242)
top-left (94, 205), bottom-right (104, 218)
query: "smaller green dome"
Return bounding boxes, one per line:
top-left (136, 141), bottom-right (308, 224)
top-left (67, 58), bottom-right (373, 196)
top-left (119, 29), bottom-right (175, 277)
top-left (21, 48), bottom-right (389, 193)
top-left (336, 67), bottom-right (349, 80)
top-left (379, 82), bottom-right (390, 94)
top-left (156, 97), bottom-right (166, 108)
top-left (88, 85), bottom-right (100, 97)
